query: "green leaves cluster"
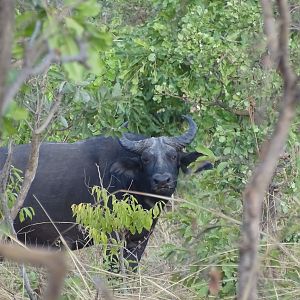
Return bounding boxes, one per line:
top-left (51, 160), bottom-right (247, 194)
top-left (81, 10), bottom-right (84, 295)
top-left (5, 0), bottom-right (115, 143)
top-left (4, 166), bottom-right (23, 210)
top-left (164, 168), bottom-right (241, 297)
top-left (15, 0), bottom-right (111, 82)
top-left (0, 165), bottom-right (35, 224)
top-left (72, 186), bottom-right (162, 255)
top-left (94, 0), bottom-right (299, 297)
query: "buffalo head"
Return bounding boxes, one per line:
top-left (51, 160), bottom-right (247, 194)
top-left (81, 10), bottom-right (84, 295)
top-left (115, 116), bottom-right (201, 196)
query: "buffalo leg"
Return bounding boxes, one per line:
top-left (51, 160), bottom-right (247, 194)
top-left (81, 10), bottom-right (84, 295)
top-left (124, 219), bottom-right (158, 270)
top-left (123, 232), bottom-right (151, 270)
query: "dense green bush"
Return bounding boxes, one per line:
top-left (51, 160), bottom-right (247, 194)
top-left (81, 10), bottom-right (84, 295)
top-left (95, 0), bottom-right (300, 297)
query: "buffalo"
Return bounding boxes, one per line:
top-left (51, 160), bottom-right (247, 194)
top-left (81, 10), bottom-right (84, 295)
top-left (0, 116), bottom-right (206, 269)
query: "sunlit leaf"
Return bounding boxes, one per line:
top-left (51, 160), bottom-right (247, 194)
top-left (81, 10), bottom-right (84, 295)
top-left (65, 17), bottom-right (84, 36)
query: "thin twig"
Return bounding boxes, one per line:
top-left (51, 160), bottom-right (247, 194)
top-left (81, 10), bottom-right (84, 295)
top-left (10, 89), bottom-right (63, 219)
top-left (277, 0), bottom-right (295, 84)
top-left (93, 277), bottom-right (115, 300)
top-left (0, 140), bottom-right (14, 233)
top-left (20, 265), bottom-right (37, 300)
top-left (35, 91), bottom-right (64, 134)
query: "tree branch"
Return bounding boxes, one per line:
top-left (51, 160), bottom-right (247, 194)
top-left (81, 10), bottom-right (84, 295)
top-left (1, 33), bottom-right (88, 116)
top-left (10, 90), bottom-right (63, 219)
top-left (35, 90), bottom-right (64, 135)
top-left (0, 243), bottom-right (67, 300)
top-left (0, 140), bottom-right (38, 300)
top-left (0, 0), bottom-right (15, 115)
top-left (212, 100), bottom-right (250, 116)
top-left (10, 133), bottom-right (41, 220)
top-left (277, 0), bottom-right (296, 85)
top-left (261, 0), bottom-right (278, 61)
top-left (3, 88), bottom-right (63, 298)
top-left (0, 140), bottom-right (14, 233)
top-left (237, 1), bottom-right (300, 299)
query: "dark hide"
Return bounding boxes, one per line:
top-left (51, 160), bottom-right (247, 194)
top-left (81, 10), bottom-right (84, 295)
top-left (0, 131), bottom-right (203, 269)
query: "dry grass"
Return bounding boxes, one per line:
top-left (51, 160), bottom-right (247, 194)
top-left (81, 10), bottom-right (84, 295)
top-left (1, 190), bottom-right (300, 299)
top-left (0, 216), bottom-right (200, 300)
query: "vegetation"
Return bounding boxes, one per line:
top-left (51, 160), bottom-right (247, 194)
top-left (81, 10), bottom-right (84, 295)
top-left (0, 0), bottom-right (300, 299)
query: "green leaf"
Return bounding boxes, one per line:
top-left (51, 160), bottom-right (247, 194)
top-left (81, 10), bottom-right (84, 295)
top-left (196, 145), bottom-right (216, 160)
top-left (6, 102), bottom-right (28, 121)
top-left (60, 116), bottom-right (69, 128)
top-left (61, 37), bottom-right (84, 81)
top-left (87, 48), bottom-right (104, 75)
top-left (133, 38), bottom-right (149, 49)
top-left (63, 62), bottom-right (84, 82)
top-left (65, 17), bottom-right (84, 36)
top-left (24, 207), bottom-right (33, 220)
top-left (217, 162), bottom-right (228, 173)
top-left (76, 0), bottom-right (101, 18)
top-left (112, 82), bottom-right (122, 99)
top-left (2, 118), bottom-right (17, 135)
top-left (219, 136), bottom-right (226, 143)
top-left (152, 203), bottom-right (161, 218)
top-left (148, 53), bottom-right (156, 62)
top-left (19, 210), bottom-right (25, 223)
top-left (223, 147), bottom-right (231, 155)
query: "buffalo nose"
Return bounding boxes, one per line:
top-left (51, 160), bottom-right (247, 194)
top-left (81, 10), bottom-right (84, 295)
top-left (152, 173), bottom-right (171, 187)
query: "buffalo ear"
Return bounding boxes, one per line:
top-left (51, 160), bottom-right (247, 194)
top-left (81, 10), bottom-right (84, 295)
top-left (110, 157), bottom-right (141, 179)
top-left (180, 151), bottom-right (204, 173)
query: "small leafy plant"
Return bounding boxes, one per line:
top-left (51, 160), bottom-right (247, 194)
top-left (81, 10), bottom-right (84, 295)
top-left (72, 186), bottom-right (162, 269)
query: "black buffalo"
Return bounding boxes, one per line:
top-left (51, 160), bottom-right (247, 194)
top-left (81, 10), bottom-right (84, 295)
top-left (0, 116), bottom-right (204, 268)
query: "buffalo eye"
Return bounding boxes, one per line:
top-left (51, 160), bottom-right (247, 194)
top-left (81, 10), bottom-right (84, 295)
top-left (142, 157), bottom-right (150, 164)
top-left (141, 153), bottom-right (152, 164)
top-left (168, 153), bottom-right (177, 161)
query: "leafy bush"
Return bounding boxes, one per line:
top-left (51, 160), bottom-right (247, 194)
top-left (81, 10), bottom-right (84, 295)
top-left (72, 186), bottom-right (162, 269)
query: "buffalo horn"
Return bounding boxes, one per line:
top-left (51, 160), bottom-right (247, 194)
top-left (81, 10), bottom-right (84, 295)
top-left (163, 115), bottom-right (197, 149)
top-left (120, 115), bottom-right (197, 153)
top-left (119, 136), bottom-right (151, 154)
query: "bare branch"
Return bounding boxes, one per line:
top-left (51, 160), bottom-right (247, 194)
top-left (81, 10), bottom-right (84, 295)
top-left (29, 20), bottom-right (42, 48)
top-left (0, 141), bottom-right (38, 300)
top-left (237, 1), bottom-right (300, 299)
top-left (1, 68), bottom-right (31, 116)
top-left (277, 0), bottom-right (296, 84)
top-left (238, 101), bottom-right (297, 299)
top-left (35, 90), bottom-right (64, 135)
top-left (212, 100), bottom-right (250, 116)
top-left (10, 89), bottom-right (63, 219)
top-left (93, 277), bottom-right (115, 300)
top-left (10, 133), bottom-right (41, 220)
top-left (0, 243), bottom-right (67, 300)
top-left (0, 140), bottom-right (14, 233)
top-left (261, 0), bottom-right (278, 61)
top-left (20, 265), bottom-right (37, 300)
top-left (1, 35), bottom-right (88, 116)
top-left (0, 0), bottom-right (15, 114)
top-left (29, 40), bottom-right (88, 77)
